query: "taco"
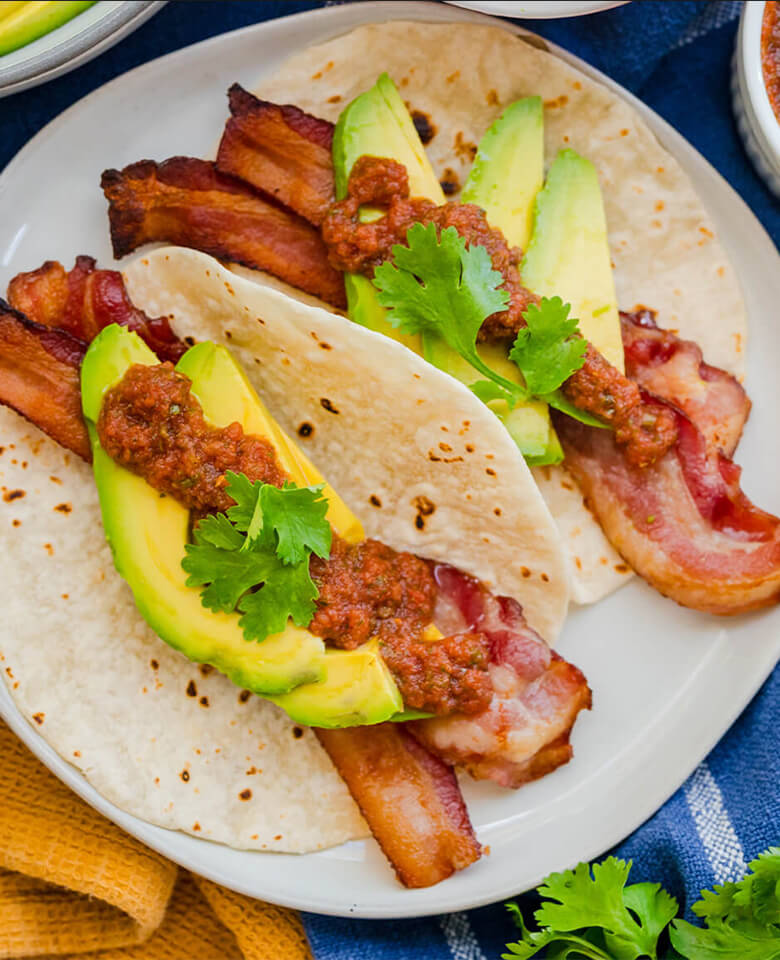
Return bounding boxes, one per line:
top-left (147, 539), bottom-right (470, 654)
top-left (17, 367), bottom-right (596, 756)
top-left (0, 250), bottom-right (588, 887)
top-left (99, 21), bottom-right (780, 615)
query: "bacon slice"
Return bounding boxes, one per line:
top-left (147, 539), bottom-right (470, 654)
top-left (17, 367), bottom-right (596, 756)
top-left (0, 301), bottom-right (90, 461)
top-left (101, 157), bottom-right (345, 308)
top-left (217, 84), bottom-right (335, 227)
top-left (621, 309), bottom-right (749, 457)
top-left (9, 256), bottom-right (185, 364)
top-left (556, 314), bottom-right (780, 615)
top-left (410, 565), bottom-right (591, 788)
top-left (316, 724), bottom-right (480, 888)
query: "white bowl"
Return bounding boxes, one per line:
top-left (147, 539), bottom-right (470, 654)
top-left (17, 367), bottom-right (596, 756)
top-left (445, 1), bottom-right (628, 18)
top-left (732, 0), bottom-right (780, 197)
top-left (0, 1), bottom-right (166, 98)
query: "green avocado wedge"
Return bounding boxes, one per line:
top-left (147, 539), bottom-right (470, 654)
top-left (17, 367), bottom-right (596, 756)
top-left (522, 148), bottom-right (624, 372)
top-left (333, 79), bottom-right (562, 465)
top-left (0, 1), bottom-right (95, 57)
top-left (333, 71), bottom-right (444, 354)
top-left (81, 326), bottom-right (404, 727)
top-left (81, 325), bottom-right (327, 697)
top-left (461, 96), bottom-right (544, 253)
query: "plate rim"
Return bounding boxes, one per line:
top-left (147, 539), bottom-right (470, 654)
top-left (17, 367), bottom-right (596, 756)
top-left (0, 1), bottom-right (166, 97)
top-left (0, 0), bottom-right (777, 918)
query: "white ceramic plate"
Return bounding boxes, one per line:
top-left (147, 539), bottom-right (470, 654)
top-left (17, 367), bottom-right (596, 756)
top-left (0, 0), bottom-right (778, 919)
top-left (446, 1), bottom-right (628, 18)
top-left (0, 1), bottom-right (165, 97)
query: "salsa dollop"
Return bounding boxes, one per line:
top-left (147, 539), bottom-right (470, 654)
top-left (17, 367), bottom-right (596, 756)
top-left (763, 1), bottom-right (780, 123)
top-left (98, 362), bottom-right (492, 716)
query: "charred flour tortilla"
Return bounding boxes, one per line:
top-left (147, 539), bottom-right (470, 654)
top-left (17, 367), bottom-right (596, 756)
top-left (258, 20), bottom-right (747, 603)
top-left (0, 246), bottom-right (568, 853)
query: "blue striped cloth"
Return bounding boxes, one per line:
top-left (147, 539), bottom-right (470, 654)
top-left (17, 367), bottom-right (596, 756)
top-left (1, 3), bottom-right (777, 957)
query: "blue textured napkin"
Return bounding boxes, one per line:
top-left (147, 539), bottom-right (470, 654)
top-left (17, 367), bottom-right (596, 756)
top-left (0, 3), bottom-right (777, 957)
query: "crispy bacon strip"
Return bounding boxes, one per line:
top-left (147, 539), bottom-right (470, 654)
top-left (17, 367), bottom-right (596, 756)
top-left (411, 565), bottom-right (591, 787)
top-left (556, 312), bottom-right (780, 615)
top-left (622, 308), bottom-right (749, 457)
top-left (316, 723), bottom-right (481, 888)
top-left (0, 301), bottom-right (90, 461)
top-left (217, 84), bottom-right (335, 227)
top-left (8, 256), bottom-right (185, 363)
top-left (101, 157), bottom-right (345, 308)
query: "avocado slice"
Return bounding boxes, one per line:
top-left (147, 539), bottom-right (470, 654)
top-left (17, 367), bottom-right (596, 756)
top-left (461, 96), bottom-right (544, 253)
top-left (333, 72), bottom-right (444, 354)
top-left (175, 341), bottom-right (363, 545)
top-left (522, 149), bottom-right (624, 372)
top-left (269, 640), bottom-right (402, 728)
top-left (81, 325), bottom-right (327, 696)
top-left (82, 326), bottom-right (404, 726)
top-left (333, 81), bottom-right (561, 465)
top-left (0, 1), bottom-right (95, 56)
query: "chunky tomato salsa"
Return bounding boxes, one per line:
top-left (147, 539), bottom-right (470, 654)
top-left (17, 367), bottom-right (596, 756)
top-left (764, 2), bottom-right (780, 123)
top-left (321, 155), bottom-right (677, 467)
top-left (98, 362), bottom-right (492, 716)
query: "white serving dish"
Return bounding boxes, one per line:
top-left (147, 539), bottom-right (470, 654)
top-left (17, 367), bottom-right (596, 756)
top-left (0, 0), bottom-right (778, 919)
top-left (446, 1), bottom-right (627, 17)
top-left (732, 0), bottom-right (780, 198)
top-left (0, 0), bottom-right (165, 97)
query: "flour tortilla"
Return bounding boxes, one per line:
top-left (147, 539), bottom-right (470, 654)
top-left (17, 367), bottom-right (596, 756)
top-left (0, 246), bottom-right (569, 853)
top-left (258, 21), bottom-right (746, 603)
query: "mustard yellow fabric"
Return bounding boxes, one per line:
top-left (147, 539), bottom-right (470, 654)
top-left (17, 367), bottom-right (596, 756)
top-left (0, 721), bottom-right (311, 959)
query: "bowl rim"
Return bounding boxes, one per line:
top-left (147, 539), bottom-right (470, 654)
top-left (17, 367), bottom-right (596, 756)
top-left (0, 1), bottom-right (161, 89)
top-left (741, 0), bottom-right (780, 159)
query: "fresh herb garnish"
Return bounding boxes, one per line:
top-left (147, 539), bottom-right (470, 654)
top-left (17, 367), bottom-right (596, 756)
top-left (182, 471), bottom-right (331, 643)
top-left (372, 224), bottom-right (595, 424)
top-left (509, 296), bottom-right (588, 398)
top-left (373, 223), bottom-right (520, 402)
top-left (502, 847), bottom-right (780, 960)
top-left (671, 847), bottom-right (780, 959)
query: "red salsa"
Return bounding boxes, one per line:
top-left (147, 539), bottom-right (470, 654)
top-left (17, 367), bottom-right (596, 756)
top-left (763, 1), bottom-right (780, 123)
top-left (322, 155), bottom-right (677, 467)
top-left (98, 362), bottom-right (492, 716)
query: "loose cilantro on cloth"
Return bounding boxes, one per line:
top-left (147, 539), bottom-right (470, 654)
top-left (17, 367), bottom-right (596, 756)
top-left (372, 223), bottom-right (593, 423)
top-left (502, 847), bottom-right (780, 960)
top-left (182, 471), bottom-right (331, 643)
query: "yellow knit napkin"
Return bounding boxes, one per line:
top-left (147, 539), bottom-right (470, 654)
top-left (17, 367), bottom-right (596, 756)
top-left (0, 721), bottom-right (311, 960)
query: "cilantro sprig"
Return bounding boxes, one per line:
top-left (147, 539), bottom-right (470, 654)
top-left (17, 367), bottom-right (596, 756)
top-left (502, 847), bottom-right (780, 960)
top-left (372, 223), bottom-right (595, 425)
top-left (181, 471), bottom-right (331, 644)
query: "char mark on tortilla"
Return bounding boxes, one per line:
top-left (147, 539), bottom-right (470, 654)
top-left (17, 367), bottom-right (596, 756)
top-left (557, 311), bottom-right (779, 615)
top-left (217, 84), bottom-right (336, 227)
top-left (100, 157), bottom-right (346, 309)
top-left (315, 723), bottom-right (481, 888)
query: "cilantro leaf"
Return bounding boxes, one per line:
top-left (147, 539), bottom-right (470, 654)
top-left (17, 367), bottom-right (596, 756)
top-left (535, 859), bottom-right (674, 959)
top-left (182, 539), bottom-right (274, 613)
top-left (669, 847), bottom-right (780, 958)
top-left (543, 390), bottom-right (610, 429)
top-left (670, 916), bottom-right (780, 960)
top-left (509, 297), bottom-right (587, 397)
top-left (181, 473), bottom-right (331, 643)
top-left (693, 848), bottom-right (780, 929)
top-left (373, 223), bottom-right (523, 402)
top-left (503, 903), bottom-right (612, 959)
top-left (237, 560), bottom-right (319, 640)
top-left (224, 471), bottom-right (263, 535)
top-left (469, 380), bottom-right (516, 405)
top-left (259, 482), bottom-right (331, 564)
top-left (504, 846), bottom-right (780, 960)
